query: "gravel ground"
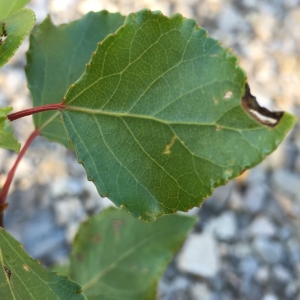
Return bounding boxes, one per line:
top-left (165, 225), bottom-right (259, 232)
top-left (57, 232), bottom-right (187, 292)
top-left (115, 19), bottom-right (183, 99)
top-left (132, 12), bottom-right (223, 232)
top-left (1, 1), bottom-right (300, 299)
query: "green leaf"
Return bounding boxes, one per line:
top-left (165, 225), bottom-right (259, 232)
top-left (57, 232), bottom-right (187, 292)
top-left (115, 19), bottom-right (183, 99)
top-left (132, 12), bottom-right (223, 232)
top-left (0, 0), bottom-right (30, 20)
top-left (26, 11), bottom-right (126, 147)
top-left (0, 107), bottom-right (20, 152)
top-left (67, 207), bottom-right (196, 300)
top-left (0, 8), bottom-right (35, 69)
top-left (61, 10), bottom-right (297, 221)
top-left (0, 228), bottom-right (87, 300)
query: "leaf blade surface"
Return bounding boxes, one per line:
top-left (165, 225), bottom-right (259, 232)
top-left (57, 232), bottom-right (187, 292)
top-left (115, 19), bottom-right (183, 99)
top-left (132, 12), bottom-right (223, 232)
top-left (26, 11), bottom-right (126, 146)
top-left (68, 207), bottom-right (196, 300)
top-left (0, 8), bottom-right (35, 69)
top-left (0, 228), bottom-right (87, 300)
top-left (0, 0), bottom-right (30, 20)
top-left (61, 10), bottom-right (296, 221)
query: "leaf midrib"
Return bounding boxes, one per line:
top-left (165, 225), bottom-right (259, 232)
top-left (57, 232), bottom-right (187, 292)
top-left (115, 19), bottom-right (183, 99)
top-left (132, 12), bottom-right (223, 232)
top-left (63, 104), bottom-right (262, 132)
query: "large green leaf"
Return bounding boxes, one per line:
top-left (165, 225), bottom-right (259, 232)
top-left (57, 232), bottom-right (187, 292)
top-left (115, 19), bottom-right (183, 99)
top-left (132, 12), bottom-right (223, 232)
top-left (61, 10), bottom-right (296, 221)
top-left (65, 207), bottom-right (196, 300)
top-left (26, 11), bottom-right (126, 146)
top-left (0, 8), bottom-right (35, 69)
top-left (0, 227), bottom-right (87, 300)
top-left (0, 107), bottom-right (20, 152)
top-left (0, 0), bottom-right (30, 20)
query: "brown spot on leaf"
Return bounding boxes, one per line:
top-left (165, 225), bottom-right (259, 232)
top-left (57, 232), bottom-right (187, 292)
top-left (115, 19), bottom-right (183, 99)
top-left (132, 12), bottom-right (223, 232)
top-left (92, 234), bottom-right (102, 243)
top-left (213, 97), bottom-right (219, 104)
top-left (242, 83), bottom-right (283, 127)
top-left (216, 126), bottom-right (222, 131)
top-left (1, 22), bottom-right (7, 37)
top-left (113, 219), bottom-right (124, 236)
top-left (0, 22), bottom-right (7, 46)
top-left (3, 265), bottom-right (12, 281)
top-left (164, 135), bottom-right (177, 154)
top-left (76, 253), bottom-right (84, 262)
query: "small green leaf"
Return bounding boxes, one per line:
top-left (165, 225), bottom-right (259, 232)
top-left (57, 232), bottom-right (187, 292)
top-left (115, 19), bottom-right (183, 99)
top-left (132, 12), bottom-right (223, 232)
top-left (0, 8), bottom-right (35, 69)
top-left (61, 10), bottom-right (296, 221)
top-left (0, 107), bottom-right (20, 152)
top-left (0, 0), bottom-right (30, 20)
top-left (26, 11), bottom-right (126, 147)
top-left (67, 207), bottom-right (196, 300)
top-left (0, 228), bottom-right (87, 300)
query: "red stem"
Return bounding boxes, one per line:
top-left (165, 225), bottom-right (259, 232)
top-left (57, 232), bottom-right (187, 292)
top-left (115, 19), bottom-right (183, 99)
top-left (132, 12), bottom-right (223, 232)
top-left (0, 103), bottom-right (64, 226)
top-left (0, 129), bottom-right (40, 227)
top-left (8, 103), bottom-right (65, 122)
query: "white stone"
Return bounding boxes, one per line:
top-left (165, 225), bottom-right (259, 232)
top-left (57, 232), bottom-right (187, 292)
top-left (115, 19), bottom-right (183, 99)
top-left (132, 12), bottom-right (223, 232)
top-left (244, 184), bottom-right (266, 213)
top-left (206, 212), bottom-right (237, 241)
top-left (170, 276), bottom-right (190, 291)
top-left (255, 266), bottom-right (270, 284)
top-left (262, 294), bottom-right (279, 300)
top-left (50, 0), bottom-right (74, 12)
top-left (190, 282), bottom-right (212, 300)
top-left (273, 265), bottom-right (292, 283)
top-left (242, 0), bottom-right (258, 8)
top-left (272, 169), bottom-right (300, 200)
top-left (177, 233), bottom-right (220, 278)
top-left (51, 178), bottom-right (83, 198)
top-left (218, 5), bottom-right (249, 33)
top-left (233, 242), bottom-right (252, 258)
top-left (252, 238), bottom-right (283, 264)
top-left (249, 216), bottom-right (276, 237)
top-left (284, 0), bottom-right (300, 8)
top-left (54, 197), bottom-right (86, 226)
top-left (228, 190), bottom-right (243, 211)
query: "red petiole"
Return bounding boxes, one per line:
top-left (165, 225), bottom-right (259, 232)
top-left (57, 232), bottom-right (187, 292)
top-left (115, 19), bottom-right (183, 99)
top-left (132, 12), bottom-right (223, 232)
top-left (0, 129), bottom-right (40, 227)
top-left (0, 103), bottom-right (65, 227)
top-left (8, 103), bottom-right (65, 121)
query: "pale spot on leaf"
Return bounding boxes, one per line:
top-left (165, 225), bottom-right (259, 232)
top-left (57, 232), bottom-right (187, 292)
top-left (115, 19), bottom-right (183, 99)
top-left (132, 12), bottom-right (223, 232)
top-left (223, 90), bottom-right (233, 99)
top-left (23, 264), bottom-right (30, 272)
top-left (164, 135), bottom-right (177, 154)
